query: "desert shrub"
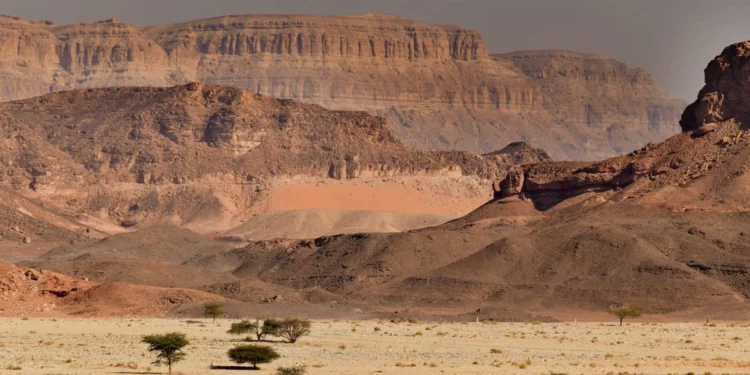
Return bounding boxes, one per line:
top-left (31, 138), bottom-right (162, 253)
top-left (611, 306), bottom-right (641, 326)
top-left (141, 332), bottom-right (189, 374)
top-left (227, 345), bottom-right (280, 369)
top-left (277, 318), bottom-right (312, 343)
top-left (395, 362), bottom-right (417, 367)
top-left (203, 302), bottom-right (224, 322)
top-left (277, 365), bottom-right (306, 375)
top-left (114, 361), bottom-right (138, 369)
top-left (228, 319), bottom-right (281, 341)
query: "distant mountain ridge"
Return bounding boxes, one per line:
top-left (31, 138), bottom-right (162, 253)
top-left (0, 14), bottom-right (683, 160)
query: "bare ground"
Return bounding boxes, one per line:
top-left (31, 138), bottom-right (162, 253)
top-left (1, 318), bottom-right (750, 375)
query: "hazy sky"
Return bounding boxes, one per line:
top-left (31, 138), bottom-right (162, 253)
top-left (2, 0), bottom-right (749, 101)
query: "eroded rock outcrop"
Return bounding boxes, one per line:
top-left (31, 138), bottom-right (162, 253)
top-left (494, 42), bottom-right (750, 207)
top-left (0, 258), bottom-right (94, 314)
top-left (0, 83), bottom-right (545, 229)
top-left (0, 14), bottom-right (682, 160)
top-left (681, 41), bottom-right (750, 131)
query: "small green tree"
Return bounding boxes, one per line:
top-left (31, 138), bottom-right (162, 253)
top-left (611, 306), bottom-right (641, 326)
top-left (261, 318), bottom-right (282, 340)
top-left (204, 302), bottom-right (224, 322)
top-left (228, 318), bottom-right (281, 341)
top-left (228, 320), bottom-right (257, 340)
top-left (141, 332), bottom-right (189, 374)
top-left (277, 318), bottom-right (312, 343)
top-left (227, 344), bottom-right (280, 369)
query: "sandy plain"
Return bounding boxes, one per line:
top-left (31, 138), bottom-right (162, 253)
top-left (1, 318), bottom-right (750, 375)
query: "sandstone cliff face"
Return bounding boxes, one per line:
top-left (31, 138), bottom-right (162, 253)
top-left (53, 19), bottom-right (173, 89)
top-left (149, 15), bottom-right (532, 112)
top-left (0, 17), bottom-right (58, 100)
top-left (0, 14), bottom-right (681, 160)
top-left (147, 15), bottom-right (549, 154)
top-left (496, 51), bottom-right (685, 157)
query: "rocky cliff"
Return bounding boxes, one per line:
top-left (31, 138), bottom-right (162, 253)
top-left (0, 14), bottom-right (682, 160)
top-left (0, 83), bottom-right (550, 234)
top-left (4, 40), bottom-right (747, 319)
top-left (209, 41), bottom-right (750, 317)
top-left (681, 41), bottom-right (750, 131)
top-left (497, 51), bottom-right (684, 156)
top-left (493, 42), bottom-right (750, 212)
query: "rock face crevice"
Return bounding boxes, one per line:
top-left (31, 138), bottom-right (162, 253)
top-left (0, 14), bottom-right (682, 160)
top-left (158, 17), bottom-right (486, 61)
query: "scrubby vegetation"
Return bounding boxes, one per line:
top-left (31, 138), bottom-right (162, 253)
top-left (277, 365), bottom-right (307, 375)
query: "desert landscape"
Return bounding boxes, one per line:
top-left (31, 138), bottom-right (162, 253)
top-left (1, 1), bottom-right (750, 374)
top-left (5, 318), bottom-right (750, 375)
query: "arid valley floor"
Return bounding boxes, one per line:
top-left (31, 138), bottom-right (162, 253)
top-left (5, 8), bottom-right (750, 375)
top-left (2, 318), bottom-right (750, 375)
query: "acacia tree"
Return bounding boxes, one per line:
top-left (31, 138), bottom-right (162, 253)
top-left (260, 318), bottom-right (281, 340)
top-left (142, 332), bottom-right (189, 374)
top-left (611, 306), bottom-right (641, 326)
top-left (277, 318), bottom-right (312, 343)
top-left (228, 318), bottom-right (281, 341)
top-left (204, 302), bottom-right (225, 322)
top-left (227, 344), bottom-right (280, 369)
